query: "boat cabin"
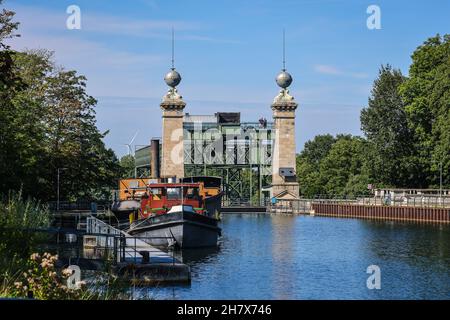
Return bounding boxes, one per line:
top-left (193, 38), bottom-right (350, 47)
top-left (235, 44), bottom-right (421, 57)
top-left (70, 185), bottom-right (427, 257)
top-left (140, 183), bottom-right (206, 218)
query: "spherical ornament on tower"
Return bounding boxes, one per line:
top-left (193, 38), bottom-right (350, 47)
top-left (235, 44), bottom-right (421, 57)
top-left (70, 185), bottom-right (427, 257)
top-left (275, 70), bottom-right (292, 89)
top-left (164, 68), bottom-right (182, 88)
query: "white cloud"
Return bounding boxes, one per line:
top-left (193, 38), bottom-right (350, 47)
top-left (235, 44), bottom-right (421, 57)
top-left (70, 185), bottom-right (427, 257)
top-left (314, 64), bottom-right (368, 79)
top-left (9, 4), bottom-right (235, 43)
top-left (181, 34), bottom-right (242, 44)
top-left (9, 4), bottom-right (199, 35)
top-left (315, 64), bottom-right (341, 75)
top-left (82, 15), bottom-right (200, 38)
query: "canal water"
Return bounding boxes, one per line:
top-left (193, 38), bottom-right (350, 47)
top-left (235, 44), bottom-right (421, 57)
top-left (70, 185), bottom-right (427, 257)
top-left (136, 214), bottom-right (450, 300)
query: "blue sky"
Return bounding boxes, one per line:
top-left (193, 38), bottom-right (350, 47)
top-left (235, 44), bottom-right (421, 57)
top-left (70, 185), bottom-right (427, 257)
top-left (4, 0), bottom-right (450, 157)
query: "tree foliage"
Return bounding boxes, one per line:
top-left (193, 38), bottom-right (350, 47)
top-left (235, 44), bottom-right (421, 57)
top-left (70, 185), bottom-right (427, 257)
top-left (297, 34), bottom-right (449, 196)
top-left (119, 155), bottom-right (136, 178)
top-left (0, 0), bottom-right (19, 49)
top-left (360, 65), bottom-right (417, 187)
top-left (297, 135), bottom-right (370, 197)
top-left (0, 5), bottom-right (121, 201)
top-left (399, 34), bottom-right (450, 188)
top-left (296, 134), bottom-right (336, 197)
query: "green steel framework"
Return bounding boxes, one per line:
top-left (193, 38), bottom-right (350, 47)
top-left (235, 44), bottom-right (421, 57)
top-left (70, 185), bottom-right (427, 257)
top-left (133, 121), bottom-right (274, 205)
top-left (183, 121), bottom-right (273, 206)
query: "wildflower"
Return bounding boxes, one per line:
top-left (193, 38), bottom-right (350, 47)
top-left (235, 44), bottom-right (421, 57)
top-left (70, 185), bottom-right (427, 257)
top-left (62, 269), bottom-right (73, 277)
top-left (14, 282), bottom-right (22, 288)
top-left (30, 253), bottom-right (40, 261)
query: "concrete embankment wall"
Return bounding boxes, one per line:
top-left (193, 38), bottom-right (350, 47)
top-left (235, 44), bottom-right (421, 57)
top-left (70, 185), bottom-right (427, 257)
top-left (311, 203), bottom-right (450, 223)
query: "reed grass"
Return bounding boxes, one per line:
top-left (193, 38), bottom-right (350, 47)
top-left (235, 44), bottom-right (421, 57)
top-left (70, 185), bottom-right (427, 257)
top-left (0, 190), bottom-right (52, 271)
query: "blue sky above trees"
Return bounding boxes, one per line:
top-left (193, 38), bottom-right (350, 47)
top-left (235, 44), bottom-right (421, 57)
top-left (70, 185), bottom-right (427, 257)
top-left (5, 0), bottom-right (450, 156)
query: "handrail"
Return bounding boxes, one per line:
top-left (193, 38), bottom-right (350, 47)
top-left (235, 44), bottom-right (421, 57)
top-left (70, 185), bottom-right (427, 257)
top-left (269, 195), bottom-right (450, 209)
top-left (85, 215), bottom-right (177, 264)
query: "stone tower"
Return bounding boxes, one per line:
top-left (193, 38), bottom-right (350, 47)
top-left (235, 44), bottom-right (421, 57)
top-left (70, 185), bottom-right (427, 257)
top-left (160, 33), bottom-right (185, 179)
top-left (271, 49), bottom-right (299, 198)
top-left (160, 86), bottom-right (185, 179)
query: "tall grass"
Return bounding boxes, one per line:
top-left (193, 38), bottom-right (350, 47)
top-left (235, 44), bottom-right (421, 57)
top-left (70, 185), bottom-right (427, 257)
top-left (0, 190), bottom-right (50, 228)
top-left (0, 190), bottom-right (51, 273)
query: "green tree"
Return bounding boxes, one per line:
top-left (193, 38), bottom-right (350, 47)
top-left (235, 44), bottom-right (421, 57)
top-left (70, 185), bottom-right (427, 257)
top-left (296, 134), bottom-right (336, 197)
top-left (0, 1), bottom-right (19, 49)
top-left (0, 2), bottom-right (24, 194)
top-left (399, 34), bottom-right (450, 188)
top-left (8, 50), bottom-right (53, 198)
top-left (296, 135), bottom-right (370, 197)
top-left (318, 135), bottom-right (369, 197)
top-left (43, 69), bottom-right (121, 201)
top-left (1, 3), bottom-right (122, 201)
top-left (360, 65), bottom-right (416, 188)
top-left (120, 154), bottom-right (135, 178)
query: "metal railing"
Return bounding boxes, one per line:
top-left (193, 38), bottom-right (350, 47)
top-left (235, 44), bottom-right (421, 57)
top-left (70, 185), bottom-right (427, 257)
top-left (222, 197), bottom-right (271, 207)
top-left (310, 195), bottom-right (450, 208)
top-left (267, 199), bottom-right (312, 213)
top-left (84, 233), bottom-right (178, 265)
top-left (47, 200), bottom-right (111, 211)
top-left (85, 216), bottom-right (177, 265)
top-left (0, 225), bottom-right (178, 267)
top-left (268, 195), bottom-right (450, 213)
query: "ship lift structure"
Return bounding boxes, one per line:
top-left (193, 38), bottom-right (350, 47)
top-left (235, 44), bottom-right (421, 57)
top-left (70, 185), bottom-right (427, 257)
top-left (134, 112), bottom-right (274, 206)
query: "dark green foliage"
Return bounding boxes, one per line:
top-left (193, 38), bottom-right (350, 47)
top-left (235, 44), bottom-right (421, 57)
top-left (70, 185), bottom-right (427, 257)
top-left (0, 191), bottom-right (51, 271)
top-left (296, 134), bottom-right (336, 197)
top-left (119, 155), bottom-right (136, 178)
top-left (297, 135), bottom-right (370, 197)
top-left (360, 65), bottom-right (417, 187)
top-left (0, 1), bottom-right (19, 50)
top-left (0, 5), bottom-right (121, 201)
top-left (399, 34), bottom-right (450, 188)
top-left (297, 35), bottom-right (449, 196)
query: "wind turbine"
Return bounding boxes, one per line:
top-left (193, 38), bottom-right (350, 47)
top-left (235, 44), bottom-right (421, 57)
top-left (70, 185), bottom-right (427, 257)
top-left (122, 131), bottom-right (138, 156)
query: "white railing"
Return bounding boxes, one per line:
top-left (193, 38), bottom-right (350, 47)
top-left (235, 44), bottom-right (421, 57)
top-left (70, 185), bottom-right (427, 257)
top-left (86, 216), bottom-right (122, 248)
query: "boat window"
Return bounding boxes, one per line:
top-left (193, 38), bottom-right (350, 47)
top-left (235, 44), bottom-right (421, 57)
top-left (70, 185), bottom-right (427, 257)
top-left (150, 188), bottom-right (162, 195)
top-left (129, 181), bottom-right (139, 188)
top-left (186, 187), bottom-right (199, 199)
top-left (167, 188), bottom-right (181, 200)
top-left (150, 188), bottom-right (162, 200)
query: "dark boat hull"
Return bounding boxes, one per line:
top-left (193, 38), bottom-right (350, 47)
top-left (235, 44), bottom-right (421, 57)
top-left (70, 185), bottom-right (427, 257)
top-left (128, 210), bottom-right (221, 249)
top-left (204, 192), bottom-right (223, 218)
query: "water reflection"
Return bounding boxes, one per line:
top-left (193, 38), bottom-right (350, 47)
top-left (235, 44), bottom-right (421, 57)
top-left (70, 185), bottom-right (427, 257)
top-left (173, 246), bottom-right (220, 264)
top-left (358, 220), bottom-right (450, 299)
top-left (271, 215), bottom-right (297, 299)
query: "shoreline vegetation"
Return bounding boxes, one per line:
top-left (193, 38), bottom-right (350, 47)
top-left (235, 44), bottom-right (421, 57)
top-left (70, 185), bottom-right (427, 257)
top-left (0, 192), bottom-right (133, 300)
